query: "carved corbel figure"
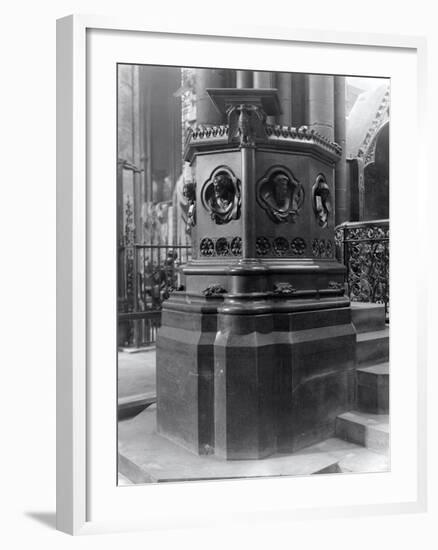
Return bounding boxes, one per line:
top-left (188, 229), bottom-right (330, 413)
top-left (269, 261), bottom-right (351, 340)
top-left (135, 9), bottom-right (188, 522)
top-left (226, 103), bottom-right (266, 147)
top-left (183, 180), bottom-right (196, 233)
top-left (312, 174), bottom-right (331, 228)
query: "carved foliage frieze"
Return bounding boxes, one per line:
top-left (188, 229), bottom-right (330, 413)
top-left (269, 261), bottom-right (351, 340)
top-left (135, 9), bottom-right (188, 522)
top-left (257, 166), bottom-right (304, 224)
top-left (255, 236), bottom-right (307, 257)
top-left (200, 236), bottom-right (242, 257)
top-left (201, 166), bottom-right (241, 225)
top-left (312, 239), bottom-right (334, 258)
top-left (273, 282), bottom-right (296, 295)
top-left (202, 284), bottom-right (227, 298)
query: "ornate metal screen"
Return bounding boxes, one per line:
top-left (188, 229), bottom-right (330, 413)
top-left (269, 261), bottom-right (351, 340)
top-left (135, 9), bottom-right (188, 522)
top-left (118, 243), bottom-right (191, 347)
top-left (335, 220), bottom-right (389, 317)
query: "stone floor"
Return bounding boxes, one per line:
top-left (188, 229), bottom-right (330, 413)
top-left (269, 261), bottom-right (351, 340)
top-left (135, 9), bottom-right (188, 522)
top-left (117, 348), bottom-right (389, 485)
top-left (118, 350), bottom-right (156, 418)
top-left (118, 349), bottom-right (156, 399)
top-left (118, 405), bottom-right (389, 485)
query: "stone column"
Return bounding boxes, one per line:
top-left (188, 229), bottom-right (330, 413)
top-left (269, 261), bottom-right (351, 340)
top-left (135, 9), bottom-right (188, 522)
top-left (236, 70), bottom-right (253, 88)
top-left (307, 75), bottom-right (334, 141)
top-left (253, 71), bottom-right (274, 88)
top-left (253, 72), bottom-right (276, 125)
top-left (334, 76), bottom-right (349, 224)
top-left (240, 145), bottom-right (256, 259)
top-left (277, 73), bottom-right (292, 126)
top-left (196, 69), bottom-right (228, 124)
top-left (291, 73), bottom-right (308, 128)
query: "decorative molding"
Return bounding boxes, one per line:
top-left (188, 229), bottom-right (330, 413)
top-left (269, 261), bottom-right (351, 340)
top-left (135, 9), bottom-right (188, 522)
top-left (201, 166), bottom-right (241, 225)
top-left (328, 281), bottom-right (343, 290)
top-left (356, 86), bottom-right (390, 167)
top-left (265, 124), bottom-right (342, 157)
top-left (290, 237), bottom-right (307, 256)
top-left (215, 237), bottom-right (230, 256)
top-left (273, 236), bottom-right (289, 256)
top-left (255, 236), bottom-right (271, 256)
top-left (257, 166), bottom-right (304, 224)
top-left (184, 122), bottom-right (342, 163)
top-left (230, 237), bottom-right (242, 256)
top-left (200, 237), bottom-right (215, 257)
top-left (255, 236), bottom-right (308, 257)
top-left (202, 284), bottom-right (227, 297)
top-left (200, 236), bottom-right (242, 257)
top-left (312, 238), bottom-right (334, 258)
top-left (312, 174), bottom-right (331, 228)
top-left (189, 125), bottom-right (229, 141)
top-left (273, 282), bottom-right (296, 295)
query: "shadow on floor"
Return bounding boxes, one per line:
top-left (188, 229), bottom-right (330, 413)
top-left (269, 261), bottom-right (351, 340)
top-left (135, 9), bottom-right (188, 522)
top-left (25, 511), bottom-right (57, 530)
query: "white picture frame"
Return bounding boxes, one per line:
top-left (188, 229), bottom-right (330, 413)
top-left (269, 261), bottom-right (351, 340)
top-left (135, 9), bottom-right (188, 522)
top-left (56, 15), bottom-right (428, 535)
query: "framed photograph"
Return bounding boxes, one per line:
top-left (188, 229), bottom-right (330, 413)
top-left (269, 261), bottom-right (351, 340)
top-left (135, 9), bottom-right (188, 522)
top-left (57, 15), bottom-right (427, 535)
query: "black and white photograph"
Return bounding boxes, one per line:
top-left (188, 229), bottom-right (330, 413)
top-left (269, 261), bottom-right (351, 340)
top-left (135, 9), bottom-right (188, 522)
top-left (117, 65), bottom-right (390, 484)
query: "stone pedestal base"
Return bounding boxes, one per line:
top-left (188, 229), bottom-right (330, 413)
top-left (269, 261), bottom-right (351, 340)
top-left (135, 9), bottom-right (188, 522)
top-left (156, 292), bottom-right (356, 460)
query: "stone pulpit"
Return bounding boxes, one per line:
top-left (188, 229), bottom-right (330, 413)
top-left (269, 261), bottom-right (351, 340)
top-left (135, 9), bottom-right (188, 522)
top-left (156, 87), bottom-right (356, 460)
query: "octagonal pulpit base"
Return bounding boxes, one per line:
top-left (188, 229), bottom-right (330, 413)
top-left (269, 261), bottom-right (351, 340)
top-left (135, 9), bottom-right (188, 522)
top-left (156, 291), bottom-right (356, 460)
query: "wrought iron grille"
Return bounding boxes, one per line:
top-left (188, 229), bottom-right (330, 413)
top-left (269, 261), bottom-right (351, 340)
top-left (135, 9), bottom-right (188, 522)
top-left (335, 220), bottom-right (389, 317)
top-left (118, 244), bottom-right (191, 347)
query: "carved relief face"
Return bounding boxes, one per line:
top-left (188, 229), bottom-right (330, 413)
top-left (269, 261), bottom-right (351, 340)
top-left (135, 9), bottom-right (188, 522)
top-left (257, 167), bottom-right (304, 224)
top-left (202, 167), bottom-right (241, 225)
top-left (273, 174), bottom-right (289, 206)
top-left (213, 174), bottom-right (233, 207)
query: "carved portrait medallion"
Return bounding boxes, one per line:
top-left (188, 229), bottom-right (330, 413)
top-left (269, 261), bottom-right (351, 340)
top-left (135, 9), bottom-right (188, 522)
top-left (257, 167), bottom-right (304, 223)
top-left (312, 174), bottom-right (331, 228)
top-left (201, 166), bottom-right (241, 225)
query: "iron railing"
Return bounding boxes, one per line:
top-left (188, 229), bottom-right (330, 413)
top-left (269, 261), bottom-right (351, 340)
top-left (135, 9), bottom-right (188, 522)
top-left (118, 244), bottom-right (191, 347)
top-left (335, 219), bottom-right (389, 318)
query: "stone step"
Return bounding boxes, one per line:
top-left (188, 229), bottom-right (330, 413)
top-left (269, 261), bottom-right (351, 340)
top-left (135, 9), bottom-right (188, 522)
top-left (335, 410), bottom-right (389, 454)
top-left (356, 363), bottom-right (389, 414)
top-left (356, 327), bottom-right (389, 366)
top-left (337, 447), bottom-right (389, 473)
top-left (118, 393), bottom-right (156, 420)
top-left (118, 406), bottom-right (389, 483)
top-left (351, 302), bottom-right (387, 334)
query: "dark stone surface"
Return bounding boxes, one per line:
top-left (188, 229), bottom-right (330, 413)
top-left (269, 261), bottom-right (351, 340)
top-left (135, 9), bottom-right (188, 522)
top-left (351, 302), bottom-right (386, 334)
top-left (157, 292), bottom-right (356, 460)
top-left (156, 297), bottom-right (217, 454)
top-left (356, 328), bottom-right (389, 366)
top-left (356, 363), bottom-right (389, 414)
top-left (157, 89), bottom-right (356, 461)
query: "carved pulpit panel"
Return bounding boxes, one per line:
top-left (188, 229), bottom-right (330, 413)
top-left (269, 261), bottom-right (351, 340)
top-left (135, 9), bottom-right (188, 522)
top-left (257, 166), bottom-right (304, 223)
top-left (201, 166), bottom-right (241, 225)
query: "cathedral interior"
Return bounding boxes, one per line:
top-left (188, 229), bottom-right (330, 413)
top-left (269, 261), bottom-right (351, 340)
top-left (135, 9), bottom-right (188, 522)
top-left (117, 66), bottom-right (390, 483)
